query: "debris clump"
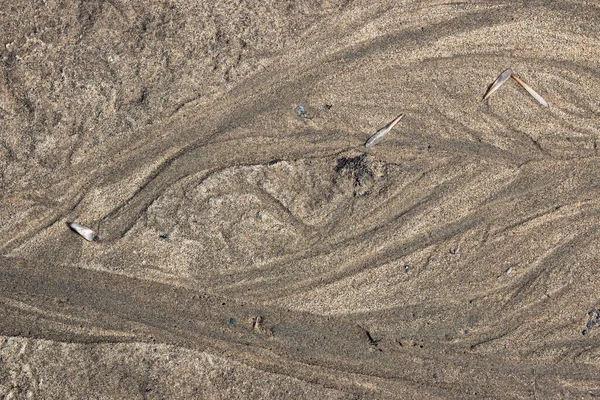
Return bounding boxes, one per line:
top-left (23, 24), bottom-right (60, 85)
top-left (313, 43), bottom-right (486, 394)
top-left (582, 309), bottom-right (600, 335)
top-left (335, 154), bottom-right (374, 190)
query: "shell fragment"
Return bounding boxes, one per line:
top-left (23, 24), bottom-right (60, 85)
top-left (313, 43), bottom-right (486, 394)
top-left (483, 69), bottom-right (513, 100)
top-left (68, 222), bottom-right (98, 242)
top-left (511, 74), bottom-right (549, 108)
top-left (365, 113), bottom-right (404, 148)
top-left (483, 69), bottom-right (548, 107)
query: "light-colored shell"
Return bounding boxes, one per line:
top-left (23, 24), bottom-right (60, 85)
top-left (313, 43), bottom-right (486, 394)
top-left (365, 114), bottom-right (404, 148)
top-left (483, 69), bottom-right (513, 100)
top-left (511, 74), bottom-right (549, 108)
top-left (68, 222), bottom-right (96, 241)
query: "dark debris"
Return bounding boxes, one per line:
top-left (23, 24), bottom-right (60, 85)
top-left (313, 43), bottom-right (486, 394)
top-left (334, 154), bottom-right (374, 191)
top-left (582, 309), bottom-right (600, 335)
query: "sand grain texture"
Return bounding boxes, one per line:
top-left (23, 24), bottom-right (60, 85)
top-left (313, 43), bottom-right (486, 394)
top-left (2, 0), bottom-right (600, 398)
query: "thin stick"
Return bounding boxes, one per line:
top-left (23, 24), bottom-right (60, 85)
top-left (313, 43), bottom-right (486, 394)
top-left (483, 69), bottom-right (513, 100)
top-left (511, 74), bottom-right (549, 108)
top-left (365, 114), bottom-right (404, 148)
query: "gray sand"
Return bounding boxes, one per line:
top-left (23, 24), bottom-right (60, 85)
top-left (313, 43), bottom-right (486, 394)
top-left (2, 1), bottom-right (600, 398)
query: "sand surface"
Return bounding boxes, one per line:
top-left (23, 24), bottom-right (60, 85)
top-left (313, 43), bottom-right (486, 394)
top-left (2, 0), bottom-right (600, 398)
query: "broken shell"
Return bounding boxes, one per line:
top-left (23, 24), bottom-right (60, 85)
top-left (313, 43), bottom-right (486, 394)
top-left (68, 222), bottom-right (98, 242)
top-left (483, 69), bottom-right (513, 100)
top-left (365, 113), bottom-right (404, 148)
top-left (511, 74), bottom-right (549, 108)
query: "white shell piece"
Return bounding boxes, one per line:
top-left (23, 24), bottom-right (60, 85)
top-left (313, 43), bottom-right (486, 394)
top-left (511, 74), bottom-right (549, 108)
top-left (68, 222), bottom-right (96, 241)
top-left (483, 69), bottom-right (513, 100)
top-left (365, 114), bottom-right (404, 148)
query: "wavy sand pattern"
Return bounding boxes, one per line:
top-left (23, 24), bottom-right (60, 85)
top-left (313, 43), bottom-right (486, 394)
top-left (2, 1), bottom-right (600, 398)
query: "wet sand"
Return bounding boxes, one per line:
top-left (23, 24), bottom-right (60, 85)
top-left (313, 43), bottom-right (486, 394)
top-left (2, 1), bottom-right (600, 398)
